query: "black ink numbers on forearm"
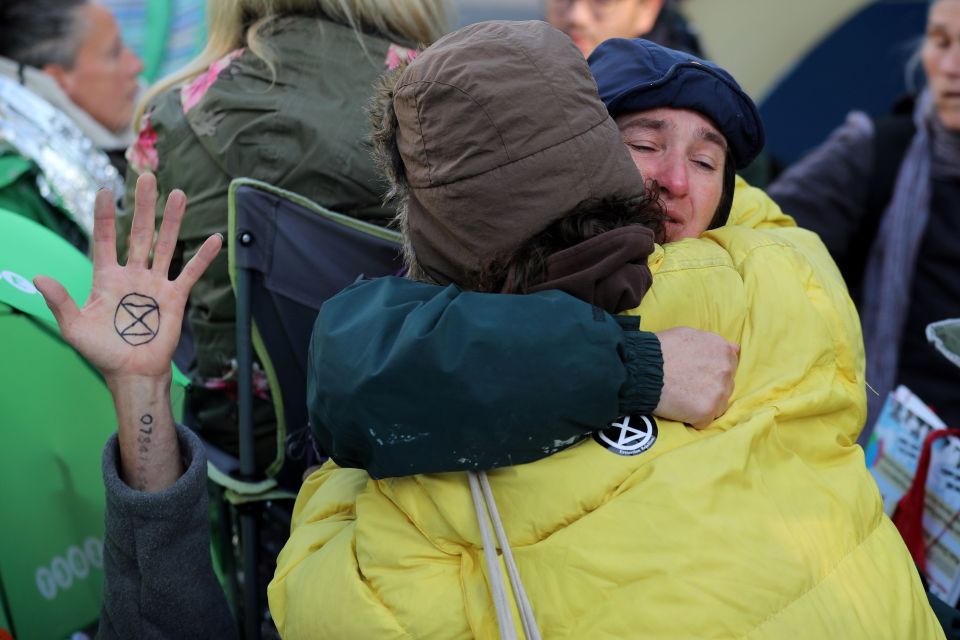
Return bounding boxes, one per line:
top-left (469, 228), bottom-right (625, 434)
top-left (136, 413), bottom-right (154, 491)
top-left (114, 293), bottom-right (160, 345)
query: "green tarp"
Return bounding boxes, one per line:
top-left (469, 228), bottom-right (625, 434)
top-left (0, 210), bottom-right (187, 639)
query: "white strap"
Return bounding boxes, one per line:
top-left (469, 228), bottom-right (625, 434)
top-left (468, 471), bottom-right (516, 640)
top-left (468, 470), bottom-right (542, 640)
top-left (478, 472), bottom-right (541, 640)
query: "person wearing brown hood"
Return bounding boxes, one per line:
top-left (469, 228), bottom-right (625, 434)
top-left (376, 23), bottom-right (664, 301)
top-left (268, 20), bottom-right (939, 639)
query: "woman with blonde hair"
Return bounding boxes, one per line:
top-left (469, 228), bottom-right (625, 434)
top-left (120, 0), bottom-right (449, 469)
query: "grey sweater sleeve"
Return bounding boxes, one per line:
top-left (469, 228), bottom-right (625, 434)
top-left (97, 425), bottom-right (237, 640)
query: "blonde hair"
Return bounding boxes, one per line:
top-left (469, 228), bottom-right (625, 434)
top-left (133, 0), bottom-right (450, 129)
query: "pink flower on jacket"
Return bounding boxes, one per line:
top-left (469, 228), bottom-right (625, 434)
top-left (385, 44), bottom-right (418, 70)
top-left (126, 114), bottom-right (159, 174)
top-left (180, 48), bottom-right (245, 114)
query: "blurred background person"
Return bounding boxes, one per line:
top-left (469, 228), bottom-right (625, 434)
top-left (545, 0), bottom-right (703, 58)
top-left (0, 0), bottom-right (143, 250)
top-left (0, 0), bottom-right (142, 167)
top-left (682, 0), bottom-right (932, 188)
top-left (767, 0), bottom-right (960, 436)
top-left (120, 0), bottom-right (450, 470)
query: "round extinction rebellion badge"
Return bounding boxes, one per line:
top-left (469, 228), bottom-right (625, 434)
top-left (593, 414), bottom-right (658, 456)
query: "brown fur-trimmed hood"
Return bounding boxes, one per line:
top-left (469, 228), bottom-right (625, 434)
top-left (369, 20), bottom-right (647, 288)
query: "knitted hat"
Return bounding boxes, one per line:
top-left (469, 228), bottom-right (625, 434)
top-left (589, 38), bottom-right (765, 169)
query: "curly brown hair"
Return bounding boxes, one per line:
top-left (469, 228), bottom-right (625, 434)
top-left (479, 191), bottom-right (666, 294)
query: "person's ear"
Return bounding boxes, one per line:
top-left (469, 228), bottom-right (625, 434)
top-left (633, 0), bottom-right (665, 37)
top-left (42, 63), bottom-right (77, 96)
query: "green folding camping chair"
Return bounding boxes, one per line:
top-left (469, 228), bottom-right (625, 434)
top-left (0, 210), bottom-right (189, 640)
top-left (214, 178), bottom-right (403, 639)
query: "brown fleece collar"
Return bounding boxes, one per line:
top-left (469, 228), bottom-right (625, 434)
top-left (526, 225), bottom-right (655, 313)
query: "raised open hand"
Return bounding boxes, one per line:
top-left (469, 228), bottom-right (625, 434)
top-left (33, 173), bottom-right (221, 491)
top-left (34, 173), bottom-right (221, 384)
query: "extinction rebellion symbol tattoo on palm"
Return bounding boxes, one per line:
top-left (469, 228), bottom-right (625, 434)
top-left (114, 293), bottom-right (160, 345)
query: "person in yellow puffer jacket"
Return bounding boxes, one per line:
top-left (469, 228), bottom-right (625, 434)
top-left (269, 23), bottom-right (943, 639)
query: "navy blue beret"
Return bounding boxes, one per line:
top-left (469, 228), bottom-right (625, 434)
top-left (589, 38), bottom-right (765, 169)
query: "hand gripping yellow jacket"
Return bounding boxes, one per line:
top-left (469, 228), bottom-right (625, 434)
top-left (269, 179), bottom-right (943, 639)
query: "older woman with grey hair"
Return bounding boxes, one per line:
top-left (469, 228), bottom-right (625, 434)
top-left (768, 0), bottom-right (960, 439)
top-left (0, 0), bottom-right (142, 249)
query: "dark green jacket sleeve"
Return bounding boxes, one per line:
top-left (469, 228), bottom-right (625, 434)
top-left (307, 277), bottom-right (663, 479)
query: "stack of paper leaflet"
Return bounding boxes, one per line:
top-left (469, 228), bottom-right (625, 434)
top-left (866, 385), bottom-right (960, 605)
